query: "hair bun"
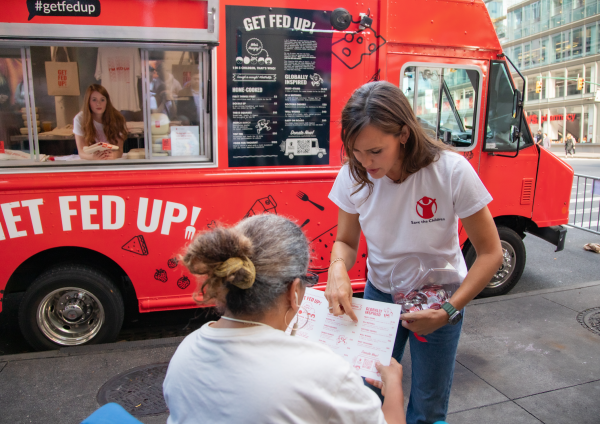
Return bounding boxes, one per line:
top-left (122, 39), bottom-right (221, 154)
top-left (214, 257), bottom-right (256, 289)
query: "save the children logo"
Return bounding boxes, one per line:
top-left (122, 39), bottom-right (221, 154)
top-left (416, 197), bottom-right (437, 219)
top-left (27, 0), bottom-right (101, 21)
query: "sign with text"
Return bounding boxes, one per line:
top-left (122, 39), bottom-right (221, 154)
top-left (0, 0), bottom-right (211, 42)
top-left (226, 5), bottom-right (332, 167)
top-left (26, 0), bottom-right (101, 21)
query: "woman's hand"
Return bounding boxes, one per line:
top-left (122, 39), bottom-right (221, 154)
top-left (93, 150), bottom-right (111, 160)
top-left (367, 359), bottom-right (406, 424)
top-left (325, 261), bottom-right (358, 322)
top-left (400, 308), bottom-right (448, 336)
top-left (365, 358), bottom-right (403, 397)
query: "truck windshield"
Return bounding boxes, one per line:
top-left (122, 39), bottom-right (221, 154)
top-left (402, 65), bottom-right (479, 149)
top-left (484, 61), bottom-right (533, 152)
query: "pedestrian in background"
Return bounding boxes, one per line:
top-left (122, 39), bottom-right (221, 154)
top-left (542, 133), bottom-right (551, 150)
top-left (535, 129), bottom-right (543, 145)
top-left (565, 133), bottom-right (575, 157)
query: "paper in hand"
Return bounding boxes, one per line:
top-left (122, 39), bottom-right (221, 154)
top-left (286, 288), bottom-right (401, 381)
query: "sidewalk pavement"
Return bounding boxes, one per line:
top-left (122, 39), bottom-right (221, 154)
top-left (550, 151), bottom-right (600, 159)
top-left (1, 281), bottom-right (599, 424)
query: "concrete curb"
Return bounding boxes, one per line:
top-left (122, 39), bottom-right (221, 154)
top-left (0, 335), bottom-right (185, 363)
top-left (469, 280), bottom-right (600, 305)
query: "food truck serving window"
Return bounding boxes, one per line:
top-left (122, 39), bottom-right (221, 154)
top-left (0, 46), bottom-right (214, 169)
top-left (401, 64), bottom-right (482, 150)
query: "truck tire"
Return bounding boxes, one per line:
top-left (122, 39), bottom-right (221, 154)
top-left (18, 265), bottom-right (124, 351)
top-left (464, 226), bottom-right (526, 297)
top-left (288, 153), bottom-right (294, 159)
top-left (318, 152), bottom-right (323, 158)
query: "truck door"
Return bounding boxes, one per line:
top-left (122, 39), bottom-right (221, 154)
top-left (478, 60), bottom-right (538, 222)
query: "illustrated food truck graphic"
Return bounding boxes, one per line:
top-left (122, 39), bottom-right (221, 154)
top-left (282, 133), bottom-right (327, 159)
top-left (0, 0), bottom-right (573, 350)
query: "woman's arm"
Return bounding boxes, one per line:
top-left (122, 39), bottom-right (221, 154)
top-left (325, 208), bottom-right (361, 323)
top-left (105, 135), bottom-right (125, 159)
top-left (75, 134), bottom-right (109, 160)
top-left (366, 359), bottom-right (406, 424)
top-left (401, 205), bottom-right (503, 335)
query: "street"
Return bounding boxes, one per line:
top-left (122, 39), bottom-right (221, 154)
top-left (1, 158), bottom-right (599, 356)
top-left (516, 158), bottom-right (600, 293)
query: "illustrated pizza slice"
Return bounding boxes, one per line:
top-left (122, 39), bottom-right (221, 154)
top-left (122, 235), bottom-right (149, 256)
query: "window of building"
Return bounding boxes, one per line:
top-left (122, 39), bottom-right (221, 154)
top-left (585, 23), bottom-right (597, 55)
top-left (541, 37), bottom-right (549, 64)
top-left (527, 75), bottom-right (540, 101)
top-left (523, 43), bottom-right (531, 68)
top-left (586, 0), bottom-right (598, 17)
top-left (514, 46), bottom-right (523, 68)
top-left (565, 105), bottom-right (582, 142)
top-left (551, 0), bottom-right (563, 28)
top-left (541, 0), bottom-right (551, 32)
top-left (523, 5), bottom-right (531, 37)
top-left (548, 107), bottom-right (566, 141)
top-left (562, 30), bottom-right (572, 60)
top-left (402, 65), bottom-right (480, 150)
top-left (551, 70), bottom-right (565, 98)
top-left (514, 8), bottom-right (524, 40)
top-left (572, 0), bottom-right (585, 21)
top-left (585, 64), bottom-right (594, 94)
top-left (542, 73), bottom-right (549, 99)
top-left (526, 109), bottom-right (541, 135)
top-left (531, 39), bottom-right (541, 66)
top-left (553, 33), bottom-right (563, 62)
top-left (566, 66), bottom-right (584, 96)
top-left (1, 45), bottom-right (213, 168)
top-left (572, 27), bottom-right (583, 58)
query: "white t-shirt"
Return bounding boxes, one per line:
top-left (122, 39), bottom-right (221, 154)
top-left (95, 47), bottom-right (142, 112)
top-left (328, 151), bottom-right (492, 293)
top-left (163, 323), bottom-right (386, 424)
top-left (73, 112), bottom-right (107, 143)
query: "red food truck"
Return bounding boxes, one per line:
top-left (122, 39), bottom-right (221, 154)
top-left (0, 0), bottom-right (573, 350)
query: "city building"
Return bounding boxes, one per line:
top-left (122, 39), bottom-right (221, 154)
top-left (500, 0), bottom-right (600, 144)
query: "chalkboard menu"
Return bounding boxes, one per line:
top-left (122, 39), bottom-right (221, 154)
top-left (226, 6), bottom-right (332, 167)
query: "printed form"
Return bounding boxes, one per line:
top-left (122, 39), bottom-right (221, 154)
top-left (287, 288), bottom-right (401, 381)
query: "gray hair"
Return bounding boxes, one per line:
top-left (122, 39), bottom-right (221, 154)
top-left (182, 214), bottom-right (309, 316)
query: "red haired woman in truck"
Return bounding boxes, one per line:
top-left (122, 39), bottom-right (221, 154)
top-left (74, 84), bottom-right (127, 160)
top-left (326, 81), bottom-right (503, 424)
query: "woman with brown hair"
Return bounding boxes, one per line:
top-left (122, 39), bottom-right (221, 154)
top-left (326, 81), bottom-right (503, 424)
top-left (163, 214), bottom-right (406, 424)
top-left (74, 84), bottom-right (127, 160)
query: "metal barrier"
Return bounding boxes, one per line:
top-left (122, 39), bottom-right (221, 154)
top-left (569, 174), bottom-right (600, 235)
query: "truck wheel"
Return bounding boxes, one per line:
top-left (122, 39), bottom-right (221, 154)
top-left (318, 152), bottom-right (323, 158)
top-left (464, 226), bottom-right (526, 297)
top-left (288, 153), bottom-right (294, 159)
top-left (18, 265), bottom-right (124, 351)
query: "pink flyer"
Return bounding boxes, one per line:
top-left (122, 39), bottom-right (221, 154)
top-left (287, 288), bottom-right (401, 381)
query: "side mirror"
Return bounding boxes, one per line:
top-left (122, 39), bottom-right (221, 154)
top-left (512, 89), bottom-right (522, 119)
top-left (511, 125), bottom-right (520, 143)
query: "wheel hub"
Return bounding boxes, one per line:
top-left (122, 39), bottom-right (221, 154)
top-left (57, 292), bottom-right (93, 323)
top-left (487, 241), bottom-right (516, 289)
top-left (37, 287), bottom-right (105, 346)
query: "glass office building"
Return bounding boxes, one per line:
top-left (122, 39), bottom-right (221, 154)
top-left (501, 0), bottom-right (600, 143)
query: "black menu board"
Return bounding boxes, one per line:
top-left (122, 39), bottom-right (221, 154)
top-left (226, 5), bottom-right (332, 167)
